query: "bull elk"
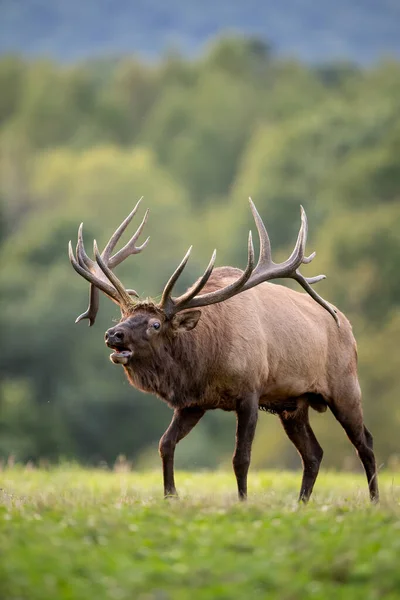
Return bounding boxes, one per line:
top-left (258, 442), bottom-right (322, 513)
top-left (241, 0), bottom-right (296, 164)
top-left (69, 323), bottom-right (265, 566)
top-left (69, 198), bottom-right (379, 502)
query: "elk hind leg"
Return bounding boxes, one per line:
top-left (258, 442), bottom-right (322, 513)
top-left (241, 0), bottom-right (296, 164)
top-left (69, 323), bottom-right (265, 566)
top-left (330, 389), bottom-right (379, 503)
top-left (280, 404), bottom-right (323, 503)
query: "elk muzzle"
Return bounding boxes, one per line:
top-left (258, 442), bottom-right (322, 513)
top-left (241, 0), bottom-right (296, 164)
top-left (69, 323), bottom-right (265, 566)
top-left (105, 327), bottom-right (133, 365)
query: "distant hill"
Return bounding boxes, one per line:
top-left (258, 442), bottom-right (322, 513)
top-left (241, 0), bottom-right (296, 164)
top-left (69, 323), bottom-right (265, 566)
top-left (1, 0), bottom-right (400, 63)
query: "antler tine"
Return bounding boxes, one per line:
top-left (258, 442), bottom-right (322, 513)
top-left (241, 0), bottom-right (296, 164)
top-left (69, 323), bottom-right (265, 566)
top-left (186, 232), bottom-right (255, 310)
top-left (282, 205), bottom-right (308, 271)
top-left (162, 232), bottom-right (255, 315)
top-left (302, 251), bottom-right (316, 265)
top-left (127, 289), bottom-right (139, 297)
top-left (249, 198), bottom-right (272, 267)
top-left (93, 241), bottom-right (134, 310)
top-left (294, 272), bottom-right (340, 325)
top-left (75, 225), bottom-right (99, 326)
top-left (109, 208), bottom-right (150, 268)
top-left (76, 223), bottom-right (95, 270)
top-left (170, 249), bottom-right (217, 311)
top-left (303, 274), bottom-right (326, 285)
top-left (68, 241), bottom-right (120, 303)
top-left (160, 246), bottom-right (193, 312)
top-left (75, 285), bottom-right (99, 326)
top-left (284, 208), bottom-right (338, 321)
top-left (103, 196), bottom-right (143, 261)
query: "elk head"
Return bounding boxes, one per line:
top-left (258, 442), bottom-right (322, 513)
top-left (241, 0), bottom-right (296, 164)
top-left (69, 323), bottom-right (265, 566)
top-left (69, 198), bottom-right (339, 367)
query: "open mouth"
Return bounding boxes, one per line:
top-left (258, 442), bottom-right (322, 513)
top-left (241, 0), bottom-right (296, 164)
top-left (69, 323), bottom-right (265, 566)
top-left (108, 345), bottom-right (133, 365)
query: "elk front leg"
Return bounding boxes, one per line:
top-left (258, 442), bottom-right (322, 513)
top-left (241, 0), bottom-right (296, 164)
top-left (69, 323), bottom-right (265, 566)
top-left (233, 395), bottom-right (258, 500)
top-left (159, 406), bottom-right (205, 498)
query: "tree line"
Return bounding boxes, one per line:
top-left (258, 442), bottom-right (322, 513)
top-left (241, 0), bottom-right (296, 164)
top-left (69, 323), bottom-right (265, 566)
top-left (1, 37), bottom-right (399, 470)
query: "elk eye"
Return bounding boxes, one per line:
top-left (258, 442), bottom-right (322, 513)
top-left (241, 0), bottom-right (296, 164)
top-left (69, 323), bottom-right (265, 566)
top-left (152, 321), bottom-right (161, 330)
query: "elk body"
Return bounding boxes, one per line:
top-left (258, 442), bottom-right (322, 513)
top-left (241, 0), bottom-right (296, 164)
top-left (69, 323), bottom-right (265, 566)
top-left (69, 199), bottom-right (379, 502)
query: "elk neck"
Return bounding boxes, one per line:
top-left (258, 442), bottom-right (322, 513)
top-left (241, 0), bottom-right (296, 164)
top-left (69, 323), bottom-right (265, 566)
top-left (123, 304), bottom-right (229, 408)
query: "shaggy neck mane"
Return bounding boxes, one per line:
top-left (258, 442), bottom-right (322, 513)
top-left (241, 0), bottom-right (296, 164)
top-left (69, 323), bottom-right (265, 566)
top-left (123, 270), bottom-right (239, 407)
top-left (125, 303), bottom-right (228, 408)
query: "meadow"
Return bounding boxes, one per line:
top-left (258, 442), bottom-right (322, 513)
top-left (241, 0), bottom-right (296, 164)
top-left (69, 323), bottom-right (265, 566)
top-left (0, 468), bottom-right (399, 599)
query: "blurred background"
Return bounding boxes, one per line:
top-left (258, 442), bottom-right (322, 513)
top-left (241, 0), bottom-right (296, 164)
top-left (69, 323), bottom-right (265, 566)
top-left (0, 0), bottom-right (400, 472)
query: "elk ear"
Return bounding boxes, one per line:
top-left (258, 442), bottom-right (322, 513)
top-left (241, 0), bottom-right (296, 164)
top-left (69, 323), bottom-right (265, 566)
top-left (172, 310), bottom-right (202, 332)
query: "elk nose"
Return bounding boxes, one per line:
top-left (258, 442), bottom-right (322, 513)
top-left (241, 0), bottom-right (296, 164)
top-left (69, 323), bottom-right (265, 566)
top-left (105, 328), bottom-right (125, 344)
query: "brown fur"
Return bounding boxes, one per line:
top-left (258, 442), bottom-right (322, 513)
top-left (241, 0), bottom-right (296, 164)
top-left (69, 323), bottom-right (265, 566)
top-left (106, 267), bottom-right (379, 502)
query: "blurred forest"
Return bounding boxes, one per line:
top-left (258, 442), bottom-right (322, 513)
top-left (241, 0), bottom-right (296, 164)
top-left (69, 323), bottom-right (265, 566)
top-left (0, 36), bottom-right (400, 471)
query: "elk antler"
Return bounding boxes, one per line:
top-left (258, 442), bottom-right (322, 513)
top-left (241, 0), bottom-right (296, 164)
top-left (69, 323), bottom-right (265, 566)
top-left (159, 198), bottom-right (339, 325)
top-left (68, 198), bottom-right (149, 326)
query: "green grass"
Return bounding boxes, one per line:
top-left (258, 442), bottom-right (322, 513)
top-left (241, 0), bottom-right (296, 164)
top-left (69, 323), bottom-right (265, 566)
top-left (1, 468), bottom-right (400, 600)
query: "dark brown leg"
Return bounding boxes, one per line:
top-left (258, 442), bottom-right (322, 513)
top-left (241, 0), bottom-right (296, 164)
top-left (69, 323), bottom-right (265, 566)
top-left (363, 425), bottom-right (374, 450)
top-left (280, 406), bottom-right (323, 503)
top-left (233, 396), bottom-right (258, 501)
top-left (330, 405), bottom-right (379, 502)
top-left (159, 406), bottom-right (205, 498)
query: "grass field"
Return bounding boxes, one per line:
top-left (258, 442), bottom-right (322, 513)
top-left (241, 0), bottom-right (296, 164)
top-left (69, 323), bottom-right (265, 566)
top-left (1, 468), bottom-right (400, 599)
